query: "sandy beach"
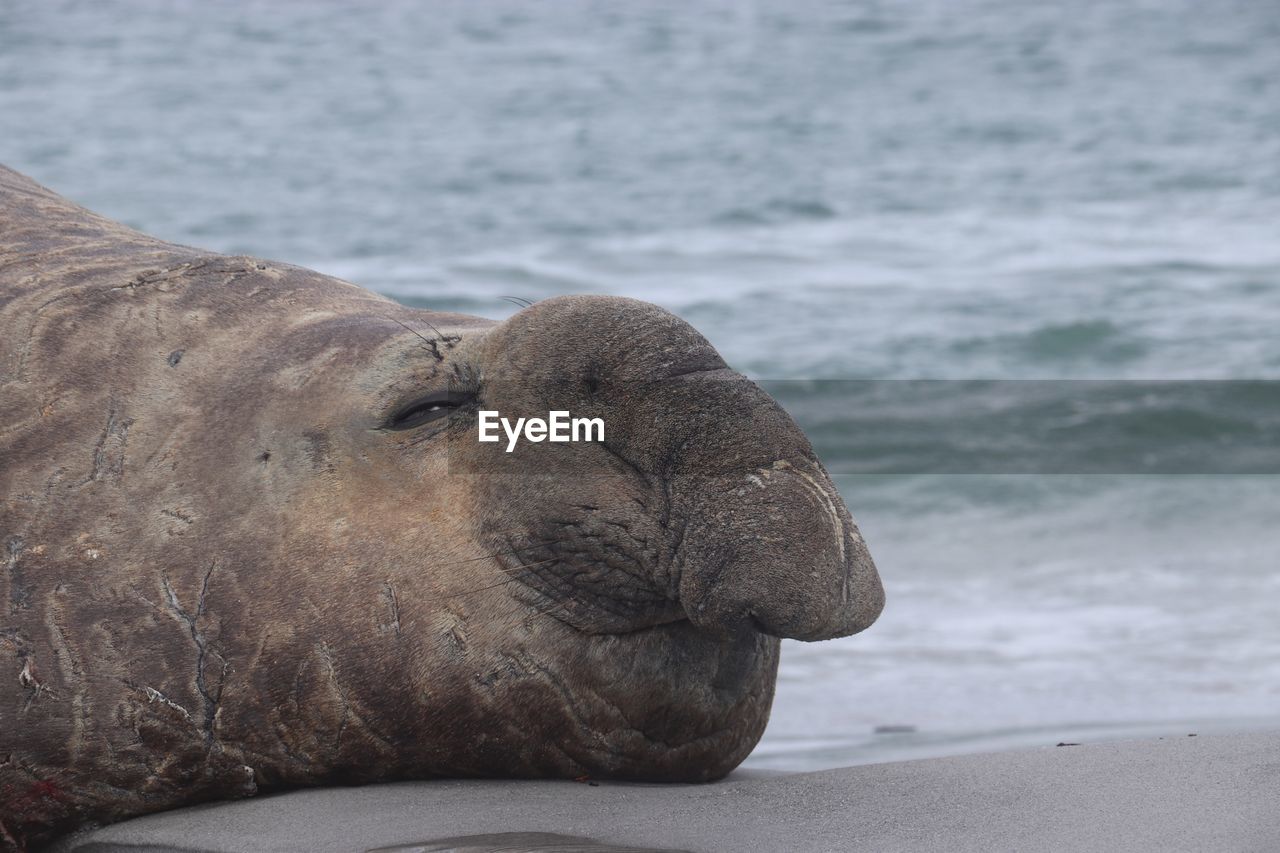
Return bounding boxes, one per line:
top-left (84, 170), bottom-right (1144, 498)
top-left (49, 731), bottom-right (1279, 852)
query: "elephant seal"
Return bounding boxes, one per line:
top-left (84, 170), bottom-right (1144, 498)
top-left (0, 164), bottom-right (883, 850)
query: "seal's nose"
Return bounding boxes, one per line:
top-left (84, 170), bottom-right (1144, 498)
top-left (677, 460), bottom-right (884, 641)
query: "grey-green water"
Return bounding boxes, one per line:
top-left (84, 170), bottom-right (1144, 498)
top-left (3, 0), bottom-right (1278, 769)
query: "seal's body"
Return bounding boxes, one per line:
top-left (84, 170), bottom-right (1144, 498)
top-left (0, 166), bottom-right (882, 849)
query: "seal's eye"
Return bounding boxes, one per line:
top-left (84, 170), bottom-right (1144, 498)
top-left (386, 391), bottom-right (473, 431)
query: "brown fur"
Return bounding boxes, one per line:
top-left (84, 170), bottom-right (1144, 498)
top-left (0, 165), bottom-right (883, 849)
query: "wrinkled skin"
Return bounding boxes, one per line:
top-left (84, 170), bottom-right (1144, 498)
top-left (0, 165), bottom-right (884, 850)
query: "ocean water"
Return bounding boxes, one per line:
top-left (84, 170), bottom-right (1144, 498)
top-left (3, 0), bottom-right (1279, 768)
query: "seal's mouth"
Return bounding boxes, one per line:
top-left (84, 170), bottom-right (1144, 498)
top-left (491, 462), bottom-right (884, 641)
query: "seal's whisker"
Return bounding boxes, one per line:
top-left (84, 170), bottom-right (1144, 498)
top-left (388, 316), bottom-right (441, 347)
top-left (432, 539), bottom-right (564, 570)
top-left (491, 553), bottom-right (562, 577)
top-left (414, 573), bottom-right (525, 605)
top-left (523, 594), bottom-right (574, 623)
top-left (501, 295), bottom-right (534, 309)
top-left (387, 316), bottom-right (458, 359)
top-left (419, 554), bottom-right (563, 605)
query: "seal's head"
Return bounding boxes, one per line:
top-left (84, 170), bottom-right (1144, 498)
top-left (249, 294), bottom-right (883, 784)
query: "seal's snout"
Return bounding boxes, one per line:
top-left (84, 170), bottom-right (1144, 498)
top-left (478, 294), bottom-right (883, 642)
top-left (676, 460), bottom-right (884, 642)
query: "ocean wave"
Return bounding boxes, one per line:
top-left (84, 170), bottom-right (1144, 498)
top-left (771, 380), bottom-right (1280, 474)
